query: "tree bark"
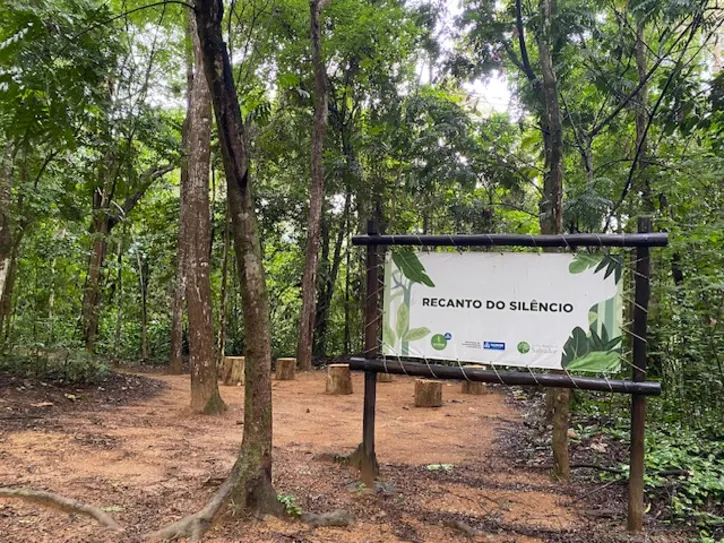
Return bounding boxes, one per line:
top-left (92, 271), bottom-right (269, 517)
top-left (314, 188), bottom-right (351, 357)
top-left (82, 189), bottom-right (109, 353)
top-left (185, 13), bottom-right (225, 415)
top-left (296, 0), bottom-right (329, 371)
top-left (136, 249), bottom-right (149, 362)
top-left (176, 0), bottom-right (283, 531)
top-left (169, 43), bottom-right (194, 376)
top-left (0, 143), bottom-right (13, 333)
top-left (536, 0), bottom-right (570, 482)
top-left (113, 239), bottom-right (124, 362)
top-left (0, 238), bottom-right (20, 344)
top-left (217, 204), bottom-right (231, 365)
top-left (634, 18), bottom-right (653, 212)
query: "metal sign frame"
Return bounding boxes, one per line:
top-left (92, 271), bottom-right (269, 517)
top-left (348, 216), bottom-right (665, 533)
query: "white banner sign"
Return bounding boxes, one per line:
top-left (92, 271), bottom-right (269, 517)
top-left (382, 251), bottom-right (624, 372)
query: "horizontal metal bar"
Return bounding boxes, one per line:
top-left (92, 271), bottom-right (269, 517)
top-left (348, 358), bottom-right (662, 396)
top-left (351, 233), bottom-right (668, 248)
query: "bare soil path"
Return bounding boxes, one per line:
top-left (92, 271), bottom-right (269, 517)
top-left (0, 370), bottom-right (680, 542)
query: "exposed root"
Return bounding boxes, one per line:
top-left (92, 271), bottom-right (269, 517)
top-left (0, 487), bottom-right (123, 532)
top-left (148, 451), bottom-right (282, 542)
top-left (442, 518), bottom-right (484, 539)
top-left (147, 472), bottom-right (237, 542)
top-left (300, 509), bottom-right (354, 528)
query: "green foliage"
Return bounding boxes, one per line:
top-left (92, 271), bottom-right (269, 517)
top-left (574, 395), bottom-right (724, 538)
top-left (277, 493), bottom-right (302, 517)
top-left (0, 348), bottom-right (107, 383)
top-left (0, 0), bottom-right (721, 534)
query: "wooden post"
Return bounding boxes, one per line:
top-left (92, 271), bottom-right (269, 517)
top-left (275, 358), bottom-right (296, 380)
top-left (360, 219), bottom-right (379, 485)
top-left (627, 217), bottom-right (651, 532)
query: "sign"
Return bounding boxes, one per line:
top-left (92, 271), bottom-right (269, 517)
top-left (382, 251), bottom-right (624, 372)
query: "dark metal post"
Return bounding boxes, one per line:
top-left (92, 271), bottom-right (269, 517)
top-left (628, 217), bottom-right (651, 532)
top-left (360, 219), bottom-right (379, 485)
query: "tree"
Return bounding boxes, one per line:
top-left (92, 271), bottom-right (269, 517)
top-left (534, 0), bottom-right (569, 482)
top-left (296, 0), bottom-right (330, 371)
top-left (184, 13), bottom-right (225, 414)
top-left (149, 0), bottom-right (284, 537)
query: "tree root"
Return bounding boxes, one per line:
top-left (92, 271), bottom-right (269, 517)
top-left (300, 509), bottom-right (353, 528)
top-left (442, 519), bottom-right (484, 539)
top-left (148, 448), bottom-right (283, 542)
top-left (147, 469), bottom-right (238, 543)
top-left (0, 487), bottom-right (123, 532)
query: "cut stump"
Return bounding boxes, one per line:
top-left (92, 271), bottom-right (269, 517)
top-left (414, 379), bottom-right (443, 407)
top-left (326, 364), bottom-right (353, 395)
top-left (461, 381), bottom-right (488, 395)
top-left (378, 373), bottom-right (393, 383)
top-left (221, 356), bottom-right (244, 386)
top-left (275, 358), bottom-right (296, 380)
top-left (461, 365), bottom-right (489, 395)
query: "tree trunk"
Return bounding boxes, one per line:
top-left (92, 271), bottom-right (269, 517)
top-left (537, 0), bottom-right (569, 483)
top-left (0, 143), bottom-right (13, 333)
top-left (314, 188), bottom-right (351, 357)
top-left (185, 13), bottom-right (225, 415)
top-left (169, 33), bottom-right (194, 376)
top-left (296, 0), bottom-right (329, 371)
top-left (634, 18), bottom-right (653, 212)
top-left (217, 204), bottom-right (231, 365)
top-left (113, 239), bottom-right (124, 362)
top-left (0, 233), bottom-right (21, 345)
top-left (169, 244), bottom-right (186, 373)
top-left (82, 193), bottom-right (109, 353)
top-left (186, 0), bottom-right (281, 525)
top-left (136, 249), bottom-right (149, 362)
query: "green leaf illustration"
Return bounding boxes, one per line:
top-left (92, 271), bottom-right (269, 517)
top-left (383, 321), bottom-right (396, 346)
top-left (403, 327), bottom-right (431, 342)
top-left (594, 254), bottom-right (623, 283)
top-left (395, 303), bottom-right (409, 340)
top-left (561, 326), bottom-right (591, 366)
top-left (569, 253), bottom-right (601, 274)
top-left (565, 351), bottom-right (621, 372)
top-left (392, 251), bottom-right (435, 287)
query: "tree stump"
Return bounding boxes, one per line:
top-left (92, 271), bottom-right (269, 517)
top-left (414, 379), bottom-right (443, 407)
top-left (461, 365), bottom-right (489, 395)
top-left (378, 373), bottom-right (393, 383)
top-left (275, 358), bottom-right (296, 380)
top-left (221, 356), bottom-right (244, 386)
top-left (325, 364), bottom-right (353, 395)
top-left (461, 380), bottom-right (488, 395)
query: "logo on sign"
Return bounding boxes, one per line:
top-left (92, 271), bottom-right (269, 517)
top-left (483, 341), bottom-right (505, 351)
top-left (431, 334), bottom-right (448, 350)
top-left (444, 332), bottom-right (452, 340)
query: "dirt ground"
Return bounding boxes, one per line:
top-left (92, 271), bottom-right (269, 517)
top-left (0, 370), bottom-right (685, 543)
